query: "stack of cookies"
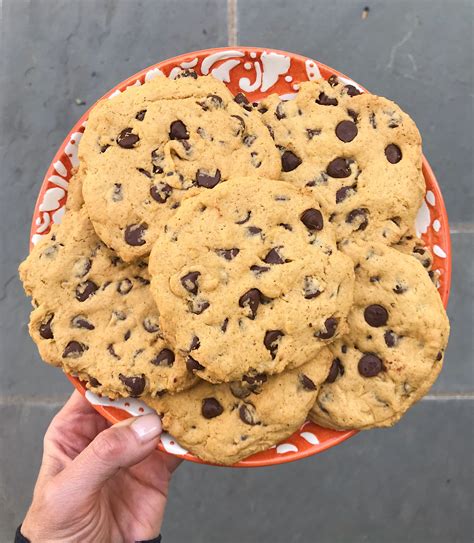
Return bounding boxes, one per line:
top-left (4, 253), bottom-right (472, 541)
top-left (19, 71), bottom-right (449, 465)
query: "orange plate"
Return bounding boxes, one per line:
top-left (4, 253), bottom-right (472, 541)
top-left (29, 47), bottom-right (451, 467)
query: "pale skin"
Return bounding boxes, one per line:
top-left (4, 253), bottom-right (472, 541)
top-left (22, 391), bottom-right (181, 543)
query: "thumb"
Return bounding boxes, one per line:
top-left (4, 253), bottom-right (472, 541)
top-left (54, 413), bottom-right (162, 498)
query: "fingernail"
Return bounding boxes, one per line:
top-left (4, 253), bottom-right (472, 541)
top-left (131, 413), bottom-right (162, 442)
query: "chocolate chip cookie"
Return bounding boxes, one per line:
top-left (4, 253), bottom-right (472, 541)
top-left (392, 231), bottom-right (439, 286)
top-left (259, 77), bottom-right (425, 245)
top-left (148, 176), bottom-right (355, 383)
top-left (309, 241), bottom-right (449, 430)
top-left (145, 349), bottom-right (333, 465)
top-left (19, 203), bottom-right (196, 398)
top-left (80, 74), bottom-right (280, 261)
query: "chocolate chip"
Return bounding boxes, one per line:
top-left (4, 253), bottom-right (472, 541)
top-left (169, 120), bottom-right (189, 140)
top-left (186, 356), bottom-right (204, 372)
top-left (250, 265), bottom-right (270, 276)
top-left (242, 373), bottom-right (268, 388)
top-left (134, 275), bottom-right (150, 286)
top-left (202, 398), bottom-right (223, 419)
top-left (346, 208), bottom-right (369, 231)
top-left (73, 257), bottom-right (92, 278)
top-left (113, 310), bottom-right (127, 321)
top-left (341, 344), bottom-right (348, 354)
top-left (306, 128), bottom-right (321, 139)
top-left (124, 330), bottom-right (131, 341)
top-left (230, 382), bottom-right (251, 399)
top-left (151, 348), bottom-right (175, 367)
top-left (135, 109), bottom-right (146, 121)
top-left (264, 330), bottom-right (284, 359)
top-left (175, 69), bottom-right (198, 79)
top-left (281, 150), bottom-right (302, 172)
top-left (263, 248), bottom-right (284, 265)
top-left (108, 344), bottom-right (120, 359)
top-left (89, 377), bottom-right (101, 387)
top-left (303, 276), bottom-right (321, 299)
top-left (239, 288), bottom-right (268, 320)
top-left (62, 341), bottom-right (86, 358)
top-left (258, 106), bottom-right (268, 114)
top-left (100, 144), bottom-right (110, 153)
top-left (190, 336), bottom-right (200, 351)
top-left (279, 223), bottom-right (293, 231)
top-left (221, 318), bottom-right (229, 333)
top-left (436, 351), bottom-right (443, 361)
top-left (369, 276), bottom-right (380, 283)
top-left (143, 317), bottom-right (160, 333)
top-left (393, 283), bottom-right (408, 294)
top-left (124, 223), bottom-right (147, 246)
top-left (327, 157), bottom-right (351, 178)
top-left (316, 317), bottom-right (338, 340)
top-left (181, 271), bottom-right (200, 295)
top-left (137, 167), bottom-right (152, 178)
top-left (300, 374), bottom-right (317, 390)
top-left (234, 92), bottom-right (249, 106)
top-left (239, 403), bottom-right (259, 425)
top-left (335, 186), bottom-right (354, 203)
top-left (198, 94), bottom-right (224, 111)
top-left (117, 278), bottom-right (133, 295)
top-left (119, 374), bottom-right (145, 396)
top-left (110, 183), bottom-right (123, 202)
top-left (195, 169), bottom-right (221, 188)
top-left (347, 109), bottom-right (358, 122)
top-left (216, 248), bottom-right (239, 260)
top-left (385, 144), bottom-right (402, 164)
top-left (191, 299), bottom-right (210, 315)
top-left (344, 84), bottom-right (361, 97)
top-left (316, 92), bottom-right (338, 106)
top-left (364, 304), bottom-right (388, 327)
top-left (236, 211), bottom-right (251, 224)
top-left (328, 75), bottom-right (339, 86)
top-left (358, 353), bottom-right (384, 377)
top-left (243, 134), bottom-right (257, 147)
top-left (300, 208), bottom-right (324, 231)
top-left (275, 103), bottom-right (286, 120)
top-left (336, 120), bottom-right (358, 142)
top-left (231, 114), bottom-right (246, 136)
top-left (117, 128), bottom-right (139, 148)
top-left (326, 357), bottom-right (345, 383)
top-left (71, 315), bottom-right (95, 330)
top-left (247, 226), bottom-right (262, 236)
top-left (39, 314), bottom-right (54, 339)
top-left (150, 183), bottom-right (172, 203)
top-left (369, 112), bottom-right (377, 128)
top-left (75, 280), bottom-right (98, 302)
top-left (384, 330), bottom-right (397, 347)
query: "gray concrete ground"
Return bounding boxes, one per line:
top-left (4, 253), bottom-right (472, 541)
top-left (0, 1), bottom-right (472, 542)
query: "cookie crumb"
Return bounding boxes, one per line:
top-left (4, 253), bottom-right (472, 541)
top-left (362, 6), bottom-right (370, 19)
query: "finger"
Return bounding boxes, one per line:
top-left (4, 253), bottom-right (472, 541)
top-left (53, 413), bottom-right (162, 499)
top-left (39, 392), bottom-right (107, 482)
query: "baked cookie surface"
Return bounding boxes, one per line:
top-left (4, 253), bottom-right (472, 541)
top-left (149, 176), bottom-right (355, 383)
top-left (80, 74), bottom-right (280, 261)
top-left (19, 203), bottom-right (196, 398)
top-left (146, 349), bottom-right (333, 465)
top-left (310, 241), bottom-right (449, 430)
top-left (259, 78), bottom-right (425, 245)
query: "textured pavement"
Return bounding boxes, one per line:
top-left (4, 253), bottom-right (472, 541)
top-left (0, 1), bottom-right (473, 542)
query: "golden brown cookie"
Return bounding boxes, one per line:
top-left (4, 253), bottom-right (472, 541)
top-left (80, 74), bottom-right (280, 261)
top-left (310, 242), bottom-right (449, 430)
top-left (19, 203), bottom-right (196, 398)
top-left (145, 349), bottom-right (333, 465)
top-left (149, 176), bottom-right (354, 383)
top-left (259, 77), bottom-right (425, 245)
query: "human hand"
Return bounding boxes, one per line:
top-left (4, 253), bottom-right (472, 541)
top-left (21, 391), bottom-right (181, 543)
